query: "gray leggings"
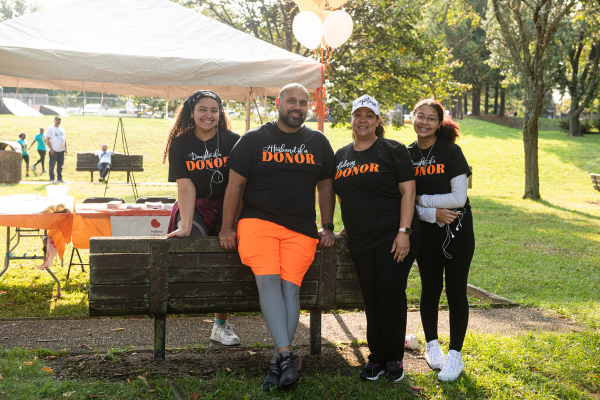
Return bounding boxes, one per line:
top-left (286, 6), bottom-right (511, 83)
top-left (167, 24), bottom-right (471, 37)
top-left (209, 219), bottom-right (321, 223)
top-left (255, 274), bottom-right (300, 354)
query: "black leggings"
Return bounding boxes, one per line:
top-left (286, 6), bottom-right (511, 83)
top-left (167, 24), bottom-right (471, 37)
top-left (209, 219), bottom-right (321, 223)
top-left (350, 232), bottom-right (421, 363)
top-left (34, 150), bottom-right (46, 169)
top-left (417, 217), bottom-right (475, 352)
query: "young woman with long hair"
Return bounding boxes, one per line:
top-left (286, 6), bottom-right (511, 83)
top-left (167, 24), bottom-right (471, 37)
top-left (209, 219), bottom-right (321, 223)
top-left (407, 99), bottom-right (475, 382)
top-left (163, 90), bottom-right (241, 346)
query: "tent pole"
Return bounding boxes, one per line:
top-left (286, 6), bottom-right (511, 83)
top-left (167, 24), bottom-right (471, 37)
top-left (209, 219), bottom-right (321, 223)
top-left (245, 87), bottom-right (251, 132)
top-left (263, 88), bottom-right (267, 122)
top-left (165, 87), bottom-right (169, 119)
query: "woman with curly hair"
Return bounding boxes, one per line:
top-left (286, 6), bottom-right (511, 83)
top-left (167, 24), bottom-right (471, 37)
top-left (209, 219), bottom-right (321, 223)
top-left (163, 90), bottom-right (241, 346)
top-left (407, 99), bottom-right (475, 382)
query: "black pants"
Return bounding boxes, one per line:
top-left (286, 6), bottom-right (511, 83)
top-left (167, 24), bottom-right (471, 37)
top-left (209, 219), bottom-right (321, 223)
top-left (34, 150), bottom-right (46, 169)
top-left (48, 151), bottom-right (65, 181)
top-left (98, 162), bottom-right (111, 180)
top-left (350, 232), bottom-right (421, 363)
top-left (417, 218), bottom-right (475, 352)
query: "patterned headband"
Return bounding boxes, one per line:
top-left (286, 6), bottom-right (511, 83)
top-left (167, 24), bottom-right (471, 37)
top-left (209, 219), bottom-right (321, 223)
top-left (184, 90), bottom-right (223, 111)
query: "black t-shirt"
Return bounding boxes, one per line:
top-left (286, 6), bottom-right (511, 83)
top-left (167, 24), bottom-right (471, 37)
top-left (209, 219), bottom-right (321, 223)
top-left (406, 139), bottom-right (472, 219)
top-left (332, 138), bottom-right (420, 252)
top-left (228, 121), bottom-right (335, 239)
top-left (168, 128), bottom-right (241, 200)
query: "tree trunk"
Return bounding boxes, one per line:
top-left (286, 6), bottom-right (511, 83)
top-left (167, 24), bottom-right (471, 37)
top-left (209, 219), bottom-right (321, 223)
top-left (522, 80), bottom-right (543, 200)
top-left (484, 84), bottom-right (489, 114)
top-left (493, 82), bottom-right (499, 114)
top-left (463, 94), bottom-right (468, 115)
top-left (471, 88), bottom-right (481, 116)
top-left (498, 87), bottom-right (506, 116)
top-left (458, 94), bottom-right (463, 120)
top-left (568, 100), bottom-right (583, 137)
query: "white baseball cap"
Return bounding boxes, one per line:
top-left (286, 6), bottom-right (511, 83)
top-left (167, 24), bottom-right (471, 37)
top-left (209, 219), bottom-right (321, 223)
top-left (351, 95), bottom-right (380, 116)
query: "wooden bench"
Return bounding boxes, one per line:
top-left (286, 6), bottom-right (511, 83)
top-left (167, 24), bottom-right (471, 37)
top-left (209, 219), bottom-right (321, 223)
top-left (88, 236), bottom-right (363, 361)
top-left (592, 174), bottom-right (600, 192)
top-left (76, 153), bottom-right (143, 182)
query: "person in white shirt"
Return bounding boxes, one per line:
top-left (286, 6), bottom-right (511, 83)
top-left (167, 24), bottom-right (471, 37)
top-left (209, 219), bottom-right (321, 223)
top-left (93, 144), bottom-right (115, 183)
top-left (45, 116), bottom-right (67, 183)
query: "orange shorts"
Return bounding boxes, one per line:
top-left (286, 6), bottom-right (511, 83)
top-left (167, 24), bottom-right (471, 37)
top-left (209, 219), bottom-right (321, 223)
top-left (237, 218), bottom-right (319, 287)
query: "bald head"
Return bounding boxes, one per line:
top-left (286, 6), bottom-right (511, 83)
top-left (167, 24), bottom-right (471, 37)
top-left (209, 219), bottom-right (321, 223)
top-left (279, 83), bottom-right (309, 101)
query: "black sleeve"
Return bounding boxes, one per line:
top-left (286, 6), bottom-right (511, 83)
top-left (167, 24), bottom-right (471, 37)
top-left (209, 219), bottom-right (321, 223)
top-left (318, 134), bottom-right (335, 181)
top-left (390, 143), bottom-right (415, 183)
top-left (448, 146), bottom-right (472, 179)
top-left (227, 133), bottom-right (256, 179)
top-left (168, 138), bottom-right (190, 182)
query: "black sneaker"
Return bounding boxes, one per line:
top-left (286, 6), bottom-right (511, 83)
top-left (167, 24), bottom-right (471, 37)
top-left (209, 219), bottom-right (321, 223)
top-left (98, 178), bottom-right (103, 183)
top-left (385, 360), bottom-right (405, 382)
top-left (261, 357), bottom-right (281, 391)
top-left (359, 361), bottom-right (385, 381)
top-left (278, 351), bottom-right (300, 390)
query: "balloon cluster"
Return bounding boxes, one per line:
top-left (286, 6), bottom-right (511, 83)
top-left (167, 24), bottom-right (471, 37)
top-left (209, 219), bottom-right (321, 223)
top-left (293, 0), bottom-right (353, 50)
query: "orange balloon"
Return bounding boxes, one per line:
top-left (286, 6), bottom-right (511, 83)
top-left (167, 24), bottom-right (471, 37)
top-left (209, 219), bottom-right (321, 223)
top-left (296, 0), bottom-right (321, 14)
top-left (328, 0), bottom-right (347, 9)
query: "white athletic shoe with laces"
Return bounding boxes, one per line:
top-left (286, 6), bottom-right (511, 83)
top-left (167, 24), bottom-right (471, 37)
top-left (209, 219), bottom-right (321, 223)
top-left (437, 350), bottom-right (464, 381)
top-left (425, 340), bottom-right (445, 370)
top-left (210, 321), bottom-right (240, 345)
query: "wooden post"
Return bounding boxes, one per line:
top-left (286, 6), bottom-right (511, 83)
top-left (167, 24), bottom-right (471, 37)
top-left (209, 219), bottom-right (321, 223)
top-left (154, 315), bottom-right (166, 361)
top-left (309, 310), bottom-right (322, 355)
top-left (245, 87), bottom-right (251, 132)
top-left (263, 88), bottom-right (267, 122)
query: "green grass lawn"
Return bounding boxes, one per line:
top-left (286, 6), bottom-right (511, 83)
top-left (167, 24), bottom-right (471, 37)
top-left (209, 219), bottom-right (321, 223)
top-left (1, 331), bottom-right (599, 399)
top-left (1, 115), bottom-right (600, 327)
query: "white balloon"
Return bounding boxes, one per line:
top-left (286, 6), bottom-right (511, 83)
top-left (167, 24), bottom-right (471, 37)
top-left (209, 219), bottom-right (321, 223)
top-left (293, 11), bottom-right (324, 50)
top-left (323, 10), bottom-right (353, 48)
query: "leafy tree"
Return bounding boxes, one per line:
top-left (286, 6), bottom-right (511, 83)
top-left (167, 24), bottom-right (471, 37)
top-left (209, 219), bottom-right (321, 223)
top-left (551, 11), bottom-right (600, 136)
top-left (178, 0), bottom-right (461, 125)
top-left (0, 0), bottom-right (39, 22)
top-left (487, 0), bottom-right (582, 199)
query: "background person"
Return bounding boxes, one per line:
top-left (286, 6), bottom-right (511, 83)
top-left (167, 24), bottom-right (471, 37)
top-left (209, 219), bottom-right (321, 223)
top-left (333, 95), bottom-right (420, 383)
top-left (94, 144), bottom-right (114, 183)
top-left (163, 90), bottom-right (241, 347)
top-left (45, 116), bottom-right (67, 183)
top-left (31, 127), bottom-right (47, 173)
top-left (17, 133), bottom-right (30, 178)
top-left (407, 99), bottom-right (475, 382)
top-left (219, 83), bottom-right (336, 391)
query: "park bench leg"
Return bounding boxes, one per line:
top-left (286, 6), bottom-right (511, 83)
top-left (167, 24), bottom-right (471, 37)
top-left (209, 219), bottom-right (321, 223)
top-left (309, 310), bottom-right (321, 356)
top-left (127, 171), bottom-right (130, 183)
top-left (90, 171), bottom-right (93, 182)
top-left (154, 315), bottom-right (166, 362)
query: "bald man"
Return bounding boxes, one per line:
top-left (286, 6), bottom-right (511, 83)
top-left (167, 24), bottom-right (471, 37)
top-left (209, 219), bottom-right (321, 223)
top-left (219, 83), bottom-right (336, 390)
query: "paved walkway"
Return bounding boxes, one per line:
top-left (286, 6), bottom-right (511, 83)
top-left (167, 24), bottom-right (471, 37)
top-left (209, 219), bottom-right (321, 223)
top-left (0, 308), bottom-right (582, 353)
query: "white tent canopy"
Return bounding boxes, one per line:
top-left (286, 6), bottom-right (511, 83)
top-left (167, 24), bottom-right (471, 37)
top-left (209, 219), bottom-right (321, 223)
top-left (0, 0), bottom-right (322, 102)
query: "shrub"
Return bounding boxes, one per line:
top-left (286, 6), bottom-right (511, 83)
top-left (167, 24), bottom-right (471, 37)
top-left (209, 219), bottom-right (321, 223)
top-left (593, 114), bottom-right (600, 132)
top-left (558, 115), bottom-right (595, 133)
top-left (559, 117), bottom-right (569, 132)
top-left (580, 119), bottom-right (593, 133)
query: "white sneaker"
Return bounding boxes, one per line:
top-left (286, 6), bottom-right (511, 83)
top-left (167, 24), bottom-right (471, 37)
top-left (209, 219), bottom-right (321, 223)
top-left (438, 350), bottom-right (464, 381)
top-left (210, 321), bottom-right (240, 345)
top-left (425, 340), bottom-right (445, 370)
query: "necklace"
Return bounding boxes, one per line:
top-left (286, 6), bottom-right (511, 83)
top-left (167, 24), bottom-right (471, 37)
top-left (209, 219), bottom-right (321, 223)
top-left (417, 138), bottom-right (437, 164)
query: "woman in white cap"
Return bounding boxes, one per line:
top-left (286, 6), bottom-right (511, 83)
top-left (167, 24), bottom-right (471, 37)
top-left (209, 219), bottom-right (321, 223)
top-left (332, 95), bottom-right (421, 382)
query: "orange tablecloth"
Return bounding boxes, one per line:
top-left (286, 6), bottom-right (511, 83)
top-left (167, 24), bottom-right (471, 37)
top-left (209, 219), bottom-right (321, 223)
top-left (72, 204), bottom-right (171, 249)
top-left (0, 213), bottom-right (73, 259)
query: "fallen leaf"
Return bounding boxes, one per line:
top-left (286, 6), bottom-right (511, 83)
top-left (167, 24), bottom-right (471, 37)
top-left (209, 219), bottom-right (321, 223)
top-left (192, 393), bottom-right (200, 400)
top-left (41, 367), bottom-right (53, 373)
top-left (114, 373), bottom-right (123, 376)
top-left (148, 390), bottom-right (156, 393)
top-left (23, 361), bottom-right (34, 366)
top-left (138, 376), bottom-right (149, 387)
top-left (203, 319), bottom-right (213, 323)
top-left (63, 391), bottom-right (76, 397)
top-left (4, 303), bottom-right (14, 306)
top-left (226, 367), bottom-right (232, 372)
top-left (111, 328), bottom-right (125, 332)
top-left (248, 351), bottom-right (257, 355)
top-left (45, 356), bottom-right (57, 360)
top-left (189, 370), bottom-right (194, 373)
top-left (127, 378), bottom-right (132, 383)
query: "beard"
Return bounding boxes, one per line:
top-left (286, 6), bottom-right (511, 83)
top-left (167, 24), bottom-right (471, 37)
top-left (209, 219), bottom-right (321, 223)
top-left (278, 108), bottom-right (306, 129)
